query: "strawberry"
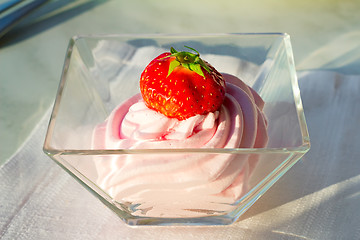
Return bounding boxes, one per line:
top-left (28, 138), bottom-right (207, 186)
top-left (140, 46), bottom-right (226, 120)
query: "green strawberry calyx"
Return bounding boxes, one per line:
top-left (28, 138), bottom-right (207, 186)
top-left (164, 46), bottom-right (211, 78)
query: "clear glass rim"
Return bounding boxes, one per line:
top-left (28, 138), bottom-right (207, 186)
top-left (70, 32), bottom-right (290, 41)
top-left (43, 32), bottom-right (310, 156)
top-left (43, 144), bottom-right (310, 157)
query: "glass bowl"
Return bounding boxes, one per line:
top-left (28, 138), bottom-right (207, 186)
top-left (43, 33), bottom-right (310, 226)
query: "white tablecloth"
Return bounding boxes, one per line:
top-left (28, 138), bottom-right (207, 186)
top-left (1, 71), bottom-right (359, 239)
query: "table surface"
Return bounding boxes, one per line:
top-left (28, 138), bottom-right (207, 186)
top-left (1, 0), bottom-right (360, 239)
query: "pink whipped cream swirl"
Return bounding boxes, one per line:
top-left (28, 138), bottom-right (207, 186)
top-left (92, 73), bottom-right (268, 217)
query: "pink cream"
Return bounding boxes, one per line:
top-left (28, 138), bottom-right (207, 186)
top-left (92, 74), bottom-right (268, 217)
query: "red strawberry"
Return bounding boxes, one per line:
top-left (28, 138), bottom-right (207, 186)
top-left (140, 46), bottom-right (226, 120)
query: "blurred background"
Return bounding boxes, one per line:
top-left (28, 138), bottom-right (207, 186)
top-left (0, 0), bottom-right (359, 163)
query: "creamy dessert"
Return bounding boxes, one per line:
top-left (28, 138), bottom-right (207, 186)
top-left (92, 47), bottom-right (268, 217)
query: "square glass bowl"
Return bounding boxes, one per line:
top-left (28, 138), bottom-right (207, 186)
top-left (43, 33), bottom-right (310, 226)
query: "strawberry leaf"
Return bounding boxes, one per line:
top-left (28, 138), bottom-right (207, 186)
top-left (188, 63), bottom-right (205, 78)
top-left (170, 47), bottom-right (178, 54)
top-left (168, 59), bottom-right (180, 76)
top-left (167, 46), bottom-right (211, 78)
top-left (197, 58), bottom-right (211, 74)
